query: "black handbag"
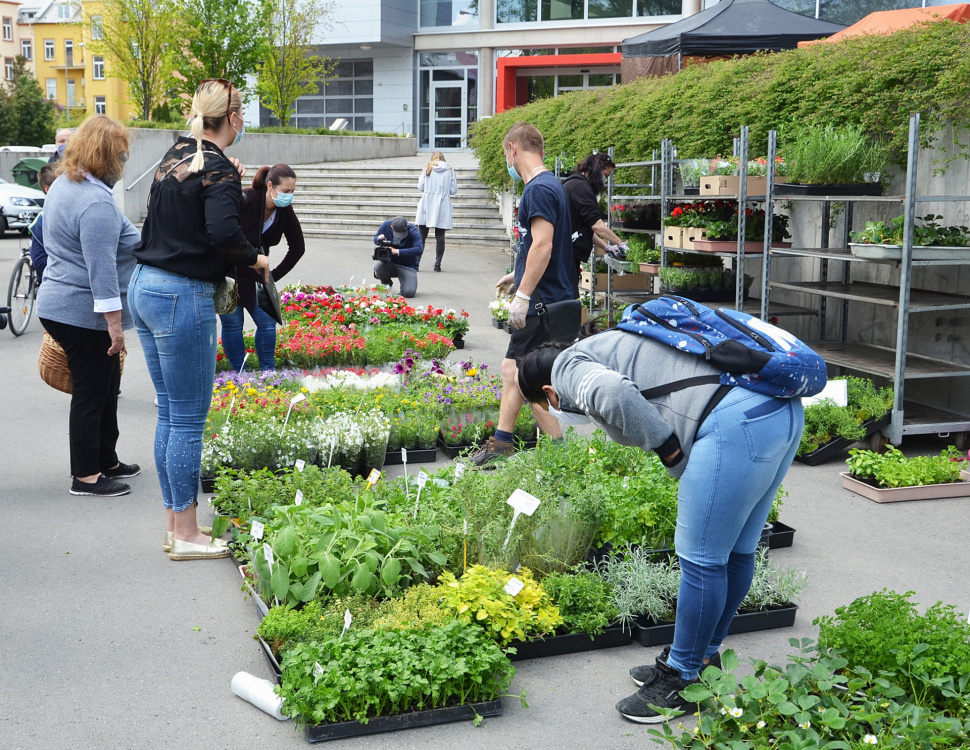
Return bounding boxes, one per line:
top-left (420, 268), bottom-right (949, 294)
top-left (256, 274), bottom-right (283, 325)
top-left (536, 299), bottom-right (583, 343)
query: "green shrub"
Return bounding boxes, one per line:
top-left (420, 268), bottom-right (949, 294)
top-left (472, 21), bottom-right (970, 192)
top-left (847, 445), bottom-right (966, 487)
top-left (542, 571), bottom-right (618, 637)
top-left (815, 590), bottom-right (970, 713)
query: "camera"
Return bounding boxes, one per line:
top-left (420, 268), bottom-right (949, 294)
top-left (373, 237), bottom-right (394, 262)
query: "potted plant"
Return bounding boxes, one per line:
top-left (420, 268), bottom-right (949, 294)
top-left (842, 446), bottom-right (970, 502)
top-left (659, 265), bottom-right (753, 303)
top-left (776, 124), bottom-right (886, 196)
top-left (625, 236), bottom-right (662, 274)
top-left (489, 297), bottom-right (512, 332)
top-left (691, 209), bottom-right (792, 253)
top-left (796, 377), bottom-right (893, 465)
top-left (849, 214), bottom-right (970, 261)
top-left (679, 158), bottom-right (712, 195)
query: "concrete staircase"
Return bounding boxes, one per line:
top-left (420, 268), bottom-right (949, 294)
top-left (286, 163), bottom-right (507, 244)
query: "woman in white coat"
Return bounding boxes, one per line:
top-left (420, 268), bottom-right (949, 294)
top-left (415, 151), bottom-right (458, 272)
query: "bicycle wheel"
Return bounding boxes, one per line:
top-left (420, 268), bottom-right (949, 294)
top-left (7, 256), bottom-right (36, 336)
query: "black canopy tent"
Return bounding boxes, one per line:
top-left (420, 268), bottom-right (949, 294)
top-left (621, 0), bottom-right (845, 79)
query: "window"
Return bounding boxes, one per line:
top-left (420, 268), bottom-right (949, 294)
top-left (94, 96), bottom-right (106, 115)
top-left (57, 3), bottom-right (72, 19)
top-left (65, 39), bottom-right (73, 59)
top-left (277, 59), bottom-right (375, 132)
top-left (46, 78), bottom-right (56, 99)
top-left (44, 39), bottom-right (55, 60)
top-left (540, 0), bottom-right (583, 21)
top-left (498, 0), bottom-right (677, 22)
top-left (2, 17), bottom-right (11, 41)
top-left (93, 55), bottom-right (104, 80)
top-left (91, 14), bottom-right (103, 40)
top-left (4, 57), bottom-right (13, 80)
top-left (420, 0), bottom-right (479, 28)
top-left (21, 39), bottom-right (31, 60)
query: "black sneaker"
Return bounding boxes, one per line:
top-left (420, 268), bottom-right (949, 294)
top-left (616, 655), bottom-right (699, 724)
top-left (630, 646), bottom-right (721, 686)
top-left (103, 462), bottom-right (141, 479)
top-left (70, 475), bottom-right (131, 497)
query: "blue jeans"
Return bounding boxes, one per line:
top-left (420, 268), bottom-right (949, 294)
top-left (665, 387), bottom-right (804, 680)
top-left (128, 264), bottom-right (216, 513)
top-left (219, 303), bottom-right (277, 371)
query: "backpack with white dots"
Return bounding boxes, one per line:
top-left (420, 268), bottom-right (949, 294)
top-left (615, 295), bottom-right (828, 399)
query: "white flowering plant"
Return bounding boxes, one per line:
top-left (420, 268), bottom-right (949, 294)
top-left (646, 639), bottom-right (970, 749)
top-left (489, 298), bottom-right (511, 322)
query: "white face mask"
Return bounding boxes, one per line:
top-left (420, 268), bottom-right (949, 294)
top-left (549, 404), bottom-right (591, 425)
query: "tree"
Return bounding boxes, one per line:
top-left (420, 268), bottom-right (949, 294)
top-left (175, 0), bottom-right (271, 103)
top-left (8, 57), bottom-right (55, 146)
top-left (256, 0), bottom-right (334, 126)
top-left (87, 0), bottom-right (181, 120)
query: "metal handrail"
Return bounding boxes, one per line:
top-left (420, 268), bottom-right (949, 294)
top-left (125, 158), bottom-right (162, 192)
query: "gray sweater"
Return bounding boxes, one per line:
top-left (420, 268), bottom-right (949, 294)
top-left (551, 329), bottom-right (724, 478)
top-left (36, 175), bottom-right (141, 331)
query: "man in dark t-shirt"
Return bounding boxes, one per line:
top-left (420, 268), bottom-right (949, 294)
top-left (471, 121), bottom-right (574, 466)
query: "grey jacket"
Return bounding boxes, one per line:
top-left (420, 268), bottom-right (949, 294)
top-left (550, 329), bottom-right (724, 478)
top-left (36, 175), bottom-right (140, 331)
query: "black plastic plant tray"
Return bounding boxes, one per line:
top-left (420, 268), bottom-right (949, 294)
top-left (506, 624), bottom-right (631, 661)
top-left (768, 521), bottom-right (796, 549)
top-left (795, 414), bottom-right (890, 466)
top-left (239, 565), bottom-right (270, 621)
top-left (383, 447), bottom-right (439, 466)
top-left (774, 183), bottom-right (883, 197)
top-left (452, 336), bottom-right (465, 350)
top-left (438, 436), bottom-right (477, 459)
top-left (659, 287), bottom-right (750, 303)
top-left (304, 699), bottom-right (503, 743)
top-left (258, 635), bottom-right (282, 683)
top-left (633, 605), bottom-right (798, 647)
top-left (200, 476), bottom-right (217, 494)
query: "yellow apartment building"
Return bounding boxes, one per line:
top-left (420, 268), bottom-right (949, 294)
top-left (30, 0), bottom-right (135, 123)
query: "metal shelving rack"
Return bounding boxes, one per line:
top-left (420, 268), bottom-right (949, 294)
top-left (764, 113), bottom-right (970, 445)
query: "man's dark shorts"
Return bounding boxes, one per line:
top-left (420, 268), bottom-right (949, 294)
top-left (505, 315), bottom-right (549, 361)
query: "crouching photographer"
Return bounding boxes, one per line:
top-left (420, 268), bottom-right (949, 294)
top-left (373, 216), bottom-right (423, 297)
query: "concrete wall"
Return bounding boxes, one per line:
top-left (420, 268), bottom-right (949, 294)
top-left (116, 128), bottom-right (416, 223)
top-left (372, 48), bottom-right (416, 135)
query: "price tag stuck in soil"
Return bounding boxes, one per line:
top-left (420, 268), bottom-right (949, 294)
top-left (504, 577), bottom-right (525, 597)
top-left (341, 609), bottom-right (352, 637)
top-left (454, 463), bottom-right (465, 480)
top-left (503, 489), bottom-right (541, 551)
top-left (294, 490), bottom-right (303, 506)
top-left (295, 459), bottom-right (305, 472)
top-left (264, 544), bottom-right (275, 572)
top-left (251, 520), bottom-right (264, 540)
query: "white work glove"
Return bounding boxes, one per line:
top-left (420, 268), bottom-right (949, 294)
top-left (508, 292), bottom-right (530, 330)
top-left (495, 273), bottom-right (515, 299)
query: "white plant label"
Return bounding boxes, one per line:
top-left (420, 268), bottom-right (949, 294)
top-left (263, 544), bottom-right (275, 572)
top-left (225, 394), bottom-right (236, 424)
top-left (463, 520), bottom-right (468, 536)
top-left (239, 352), bottom-right (250, 374)
top-left (341, 609), bottom-right (352, 637)
top-left (503, 489), bottom-right (541, 551)
top-left (802, 379), bottom-right (848, 408)
top-left (401, 448), bottom-right (408, 463)
top-left (367, 469), bottom-right (381, 485)
top-left (294, 490), bottom-right (303, 506)
top-left (503, 577), bottom-right (525, 597)
top-left (416, 471), bottom-right (429, 488)
top-left (251, 520), bottom-right (264, 540)
top-left (291, 393), bottom-right (307, 405)
top-left (454, 463), bottom-right (465, 480)
top-left (295, 459), bottom-right (305, 473)
top-left (314, 661), bottom-right (325, 678)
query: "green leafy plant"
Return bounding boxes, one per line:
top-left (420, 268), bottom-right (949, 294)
top-left (799, 377), bottom-right (894, 455)
top-left (850, 214), bottom-right (970, 246)
top-left (595, 548), bottom-right (680, 627)
top-left (740, 548), bottom-right (808, 610)
top-left (278, 621), bottom-right (521, 726)
top-left (847, 445), bottom-right (967, 488)
top-left (211, 465), bottom-right (358, 522)
top-left (815, 590), bottom-right (970, 713)
top-left (437, 565), bottom-right (562, 645)
top-left (542, 571), bottom-right (619, 637)
top-left (782, 123), bottom-right (887, 185)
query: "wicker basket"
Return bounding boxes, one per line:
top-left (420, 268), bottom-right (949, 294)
top-left (39, 331), bottom-right (126, 394)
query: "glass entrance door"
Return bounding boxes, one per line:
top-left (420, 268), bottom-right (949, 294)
top-left (431, 82), bottom-right (466, 150)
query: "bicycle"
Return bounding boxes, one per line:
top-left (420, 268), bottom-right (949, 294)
top-left (0, 212), bottom-right (39, 336)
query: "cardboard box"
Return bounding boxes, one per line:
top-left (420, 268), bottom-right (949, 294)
top-left (664, 226), bottom-right (683, 249)
top-left (699, 175), bottom-right (786, 196)
top-left (682, 227), bottom-right (708, 251)
top-left (580, 271), bottom-right (653, 292)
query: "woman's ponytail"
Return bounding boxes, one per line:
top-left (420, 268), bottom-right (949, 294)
top-left (186, 80), bottom-right (242, 174)
top-left (251, 166), bottom-right (270, 191)
top-left (188, 113), bottom-right (206, 173)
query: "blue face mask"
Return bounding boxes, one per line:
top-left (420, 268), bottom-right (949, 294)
top-left (56, 144), bottom-right (66, 156)
top-left (271, 187), bottom-right (294, 208)
top-left (231, 115), bottom-right (245, 146)
top-left (507, 148), bottom-right (522, 182)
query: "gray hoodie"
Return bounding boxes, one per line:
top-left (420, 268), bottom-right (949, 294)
top-left (550, 328), bottom-right (725, 478)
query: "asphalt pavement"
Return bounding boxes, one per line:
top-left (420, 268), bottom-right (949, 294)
top-left (2, 230), bottom-right (968, 750)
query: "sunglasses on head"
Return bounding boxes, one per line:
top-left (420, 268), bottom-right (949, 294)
top-left (200, 78), bottom-right (233, 122)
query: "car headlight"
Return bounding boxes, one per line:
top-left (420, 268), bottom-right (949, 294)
top-left (9, 197), bottom-right (36, 207)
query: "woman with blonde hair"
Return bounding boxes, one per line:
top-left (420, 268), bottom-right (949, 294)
top-left (129, 78), bottom-right (270, 561)
top-left (36, 115), bottom-right (141, 497)
top-left (415, 150), bottom-right (457, 272)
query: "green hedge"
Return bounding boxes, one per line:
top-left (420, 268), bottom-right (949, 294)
top-left (129, 121), bottom-right (406, 138)
top-left (471, 21), bottom-right (970, 192)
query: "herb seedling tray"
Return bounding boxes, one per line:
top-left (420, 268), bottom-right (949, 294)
top-left (848, 243), bottom-right (970, 261)
top-left (796, 414), bottom-right (890, 466)
top-left (383, 447), bottom-right (439, 466)
top-left (633, 604), bottom-right (798, 647)
top-left (841, 471), bottom-right (970, 503)
top-left (437, 435), bottom-right (538, 460)
top-left (767, 521), bottom-right (796, 549)
top-left (506, 623), bottom-right (631, 661)
top-left (774, 183), bottom-right (883, 197)
top-left (258, 635), bottom-right (282, 683)
top-left (238, 564), bottom-right (269, 620)
top-left (304, 699), bottom-right (503, 743)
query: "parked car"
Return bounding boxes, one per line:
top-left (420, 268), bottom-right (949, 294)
top-left (0, 179), bottom-right (45, 234)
